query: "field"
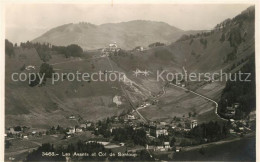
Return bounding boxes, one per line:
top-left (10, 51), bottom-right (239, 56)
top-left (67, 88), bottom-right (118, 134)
top-left (5, 50), bottom-right (131, 128)
top-left (139, 81), bottom-right (225, 123)
top-left (5, 131), bottom-right (95, 161)
top-left (172, 136), bottom-right (256, 161)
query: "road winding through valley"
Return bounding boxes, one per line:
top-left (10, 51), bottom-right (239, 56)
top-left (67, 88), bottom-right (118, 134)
top-left (169, 83), bottom-right (227, 121)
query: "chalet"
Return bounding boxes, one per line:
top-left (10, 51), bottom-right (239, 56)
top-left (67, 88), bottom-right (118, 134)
top-left (183, 128), bottom-right (191, 132)
top-left (171, 124), bottom-right (177, 129)
top-left (68, 127), bottom-right (75, 134)
top-left (155, 146), bottom-right (165, 151)
top-left (76, 128), bottom-right (83, 133)
top-left (155, 126), bottom-right (168, 137)
top-left (164, 142), bottom-right (170, 149)
top-left (32, 131), bottom-right (37, 135)
top-left (86, 123), bottom-right (92, 127)
top-left (134, 46), bottom-right (144, 52)
top-left (127, 115), bottom-right (135, 120)
top-left (175, 146), bottom-right (182, 152)
top-left (80, 124), bottom-right (87, 129)
top-left (190, 120), bottom-right (198, 129)
top-left (160, 122), bottom-right (167, 126)
top-left (153, 142), bottom-right (172, 152)
top-left (69, 115), bottom-right (76, 120)
top-left (239, 127), bottom-right (244, 131)
top-left (145, 102), bottom-right (151, 106)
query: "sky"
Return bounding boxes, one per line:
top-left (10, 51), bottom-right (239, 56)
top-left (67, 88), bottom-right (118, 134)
top-left (5, 3), bottom-right (252, 44)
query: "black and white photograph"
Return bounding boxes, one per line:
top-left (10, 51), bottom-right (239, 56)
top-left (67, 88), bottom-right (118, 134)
top-left (1, 0), bottom-right (258, 161)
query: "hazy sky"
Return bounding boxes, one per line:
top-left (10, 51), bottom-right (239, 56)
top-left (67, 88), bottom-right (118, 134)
top-left (5, 3), bottom-right (252, 44)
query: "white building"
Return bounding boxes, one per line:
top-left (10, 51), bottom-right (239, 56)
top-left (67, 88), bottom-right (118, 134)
top-left (190, 120), bottom-right (198, 129)
top-left (164, 142), bottom-right (170, 149)
top-left (86, 123), bottom-right (92, 127)
top-left (128, 115), bottom-right (135, 120)
top-left (156, 126), bottom-right (168, 137)
top-left (69, 115), bottom-right (76, 120)
top-left (80, 124), bottom-right (87, 129)
top-left (68, 127), bottom-right (75, 134)
top-left (76, 128), bottom-right (83, 133)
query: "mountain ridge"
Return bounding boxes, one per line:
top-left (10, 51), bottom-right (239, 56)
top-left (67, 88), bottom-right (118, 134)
top-left (32, 20), bottom-right (189, 50)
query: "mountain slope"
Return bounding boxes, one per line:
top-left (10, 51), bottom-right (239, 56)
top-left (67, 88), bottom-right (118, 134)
top-left (108, 6), bottom-right (255, 120)
top-left (32, 20), bottom-right (185, 50)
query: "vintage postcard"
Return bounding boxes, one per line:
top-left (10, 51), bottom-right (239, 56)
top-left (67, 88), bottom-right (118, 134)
top-left (1, 0), bottom-right (258, 161)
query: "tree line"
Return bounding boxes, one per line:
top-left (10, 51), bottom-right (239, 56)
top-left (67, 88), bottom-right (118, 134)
top-left (5, 39), bottom-right (84, 62)
top-left (218, 55), bottom-right (256, 119)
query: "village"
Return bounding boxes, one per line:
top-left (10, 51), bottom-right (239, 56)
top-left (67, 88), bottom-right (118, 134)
top-left (5, 103), bottom-right (256, 161)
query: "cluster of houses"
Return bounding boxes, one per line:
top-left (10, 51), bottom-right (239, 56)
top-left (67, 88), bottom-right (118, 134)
top-left (6, 126), bottom-right (41, 139)
top-left (101, 42), bottom-right (121, 56)
top-left (147, 119), bottom-right (198, 136)
top-left (100, 42), bottom-right (147, 58)
top-left (228, 119), bottom-right (252, 135)
top-left (142, 120), bottom-right (198, 152)
top-left (142, 119), bottom-right (198, 151)
top-left (66, 122), bottom-right (93, 137)
top-left (146, 142), bottom-right (172, 152)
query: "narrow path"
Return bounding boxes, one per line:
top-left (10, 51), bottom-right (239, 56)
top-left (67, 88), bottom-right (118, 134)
top-left (121, 85), bottom-right (148, 123)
